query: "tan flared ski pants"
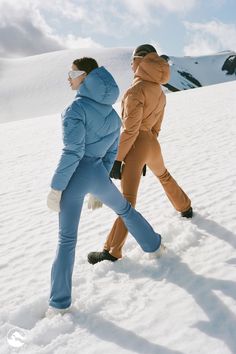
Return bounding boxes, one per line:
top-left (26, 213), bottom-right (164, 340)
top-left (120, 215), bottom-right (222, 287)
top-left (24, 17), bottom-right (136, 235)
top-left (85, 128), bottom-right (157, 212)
top-left (104, 130), bottom-right (191, 258)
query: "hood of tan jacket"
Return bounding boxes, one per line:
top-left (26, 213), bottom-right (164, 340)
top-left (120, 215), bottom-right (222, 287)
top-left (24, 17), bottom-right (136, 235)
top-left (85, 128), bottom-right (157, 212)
top-left (134, 52), bottom-right (170, 84)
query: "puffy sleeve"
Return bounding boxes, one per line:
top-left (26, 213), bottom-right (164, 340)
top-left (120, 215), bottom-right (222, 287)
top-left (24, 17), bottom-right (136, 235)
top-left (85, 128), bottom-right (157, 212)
top-left (116, 86), bottom-right (144, 161)
top-left (102, 133), bottom-right (120, 173)
top-left (51, 102), bottom-right (86, 191)
top-left (151, 93), bottom-right (166, 137)
top-left (151, 108), bottom-right (165, 137)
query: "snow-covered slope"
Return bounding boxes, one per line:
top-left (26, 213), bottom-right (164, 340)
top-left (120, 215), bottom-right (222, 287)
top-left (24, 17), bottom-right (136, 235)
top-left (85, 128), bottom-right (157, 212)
top-left (0, 80), bottom-right (236, 354)
top-left (0, 48), bottom-right (133, 123)
top-left (1, 48), bottom-right (235, 123)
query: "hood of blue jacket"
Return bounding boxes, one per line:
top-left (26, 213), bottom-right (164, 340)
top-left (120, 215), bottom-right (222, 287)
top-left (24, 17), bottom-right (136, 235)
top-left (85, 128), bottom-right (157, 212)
top-left (77, 66), bottom-right (119, 105)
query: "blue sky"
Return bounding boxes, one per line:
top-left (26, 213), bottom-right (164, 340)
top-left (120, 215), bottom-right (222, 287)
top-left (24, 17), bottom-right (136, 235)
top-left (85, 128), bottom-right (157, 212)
top-left (0, 0), bottom-right (235, 58)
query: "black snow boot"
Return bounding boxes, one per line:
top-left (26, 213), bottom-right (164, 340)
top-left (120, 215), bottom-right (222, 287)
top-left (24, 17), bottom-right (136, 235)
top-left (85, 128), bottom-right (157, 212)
top-left (181, 207), bottom-right (193, 218)
top-left (88, 250), bottom-right (118, 265)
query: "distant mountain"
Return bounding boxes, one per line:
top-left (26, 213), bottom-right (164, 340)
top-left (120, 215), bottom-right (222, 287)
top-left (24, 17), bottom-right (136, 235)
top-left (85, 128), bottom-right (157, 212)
top-left (160, 51), bottom-right (236, 92)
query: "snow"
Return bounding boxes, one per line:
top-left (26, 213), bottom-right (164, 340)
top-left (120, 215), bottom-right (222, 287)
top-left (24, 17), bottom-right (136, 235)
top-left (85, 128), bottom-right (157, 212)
top-left (0, 49), bottom-right (236, 354)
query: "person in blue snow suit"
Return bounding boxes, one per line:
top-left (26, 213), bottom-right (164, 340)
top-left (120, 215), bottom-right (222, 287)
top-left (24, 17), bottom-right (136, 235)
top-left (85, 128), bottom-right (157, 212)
top-left (46, 57), bottom-right (163, 312)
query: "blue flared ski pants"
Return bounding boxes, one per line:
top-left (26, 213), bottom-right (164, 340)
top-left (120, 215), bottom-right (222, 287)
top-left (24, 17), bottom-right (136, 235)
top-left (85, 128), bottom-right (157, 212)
top-left (49, 157), bottom-right (161, 309)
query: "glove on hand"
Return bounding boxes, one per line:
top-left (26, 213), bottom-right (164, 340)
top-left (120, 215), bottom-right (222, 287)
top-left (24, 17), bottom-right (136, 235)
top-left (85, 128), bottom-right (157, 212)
top-left (87, 194), bottom-right (103, 210)
top-left (142, 164), bottom-right (146, 176)
top-left (47, 189), bottom-right (62, 212)
top-left (109, 160), bottom-right (122, 179)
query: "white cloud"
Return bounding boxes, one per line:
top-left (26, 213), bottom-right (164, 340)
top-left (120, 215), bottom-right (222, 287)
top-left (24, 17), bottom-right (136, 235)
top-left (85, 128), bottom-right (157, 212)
top-left (121, 0), bottom-right (197, 17)
top-left (0, 0), bottom-right (102, 58)
top-left (62, 34), bottom-right (103, 49)
top-left (155, 0), bottom-right (197, 13)
top-left (47, 0), bottom-right (86, 21)
top-left (184, 20), bottom-right (236, 56)
top-left (0, 1), bottom-right (63, 57)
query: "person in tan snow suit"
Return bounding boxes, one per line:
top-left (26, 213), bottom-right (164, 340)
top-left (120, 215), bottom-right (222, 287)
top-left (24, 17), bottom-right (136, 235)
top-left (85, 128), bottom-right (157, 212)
top-left (87, 44), bottom-right (193, 264)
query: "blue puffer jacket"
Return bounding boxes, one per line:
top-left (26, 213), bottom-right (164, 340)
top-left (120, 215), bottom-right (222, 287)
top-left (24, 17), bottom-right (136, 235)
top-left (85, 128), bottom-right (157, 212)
top-left (51, 66), bottom-right (121, 191)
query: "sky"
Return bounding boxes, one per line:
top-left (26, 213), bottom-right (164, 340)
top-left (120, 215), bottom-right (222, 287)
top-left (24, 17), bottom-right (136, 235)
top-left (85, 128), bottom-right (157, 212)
top-left (0, 0), bottom-right (236, 58)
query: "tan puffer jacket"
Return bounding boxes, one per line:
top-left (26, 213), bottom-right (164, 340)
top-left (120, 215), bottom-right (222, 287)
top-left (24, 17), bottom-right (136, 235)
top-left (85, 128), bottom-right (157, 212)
top-left (116, 52), bottom-right (170, 161)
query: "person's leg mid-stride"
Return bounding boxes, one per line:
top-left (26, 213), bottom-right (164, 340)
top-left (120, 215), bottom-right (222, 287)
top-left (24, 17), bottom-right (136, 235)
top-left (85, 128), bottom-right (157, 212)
top-left (49, 157), bottom-right (162, 310)
top-left (88, 130), bottom-right (191, 264)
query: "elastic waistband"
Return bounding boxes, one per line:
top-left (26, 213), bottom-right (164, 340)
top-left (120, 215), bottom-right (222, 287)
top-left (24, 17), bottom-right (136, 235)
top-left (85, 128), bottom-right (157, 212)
top-left (82, 156), bottom-right (102, 161)
top-left (139, 128), bottom-right (152, 132)
top-left (138, 129), bottom-right (154, 137)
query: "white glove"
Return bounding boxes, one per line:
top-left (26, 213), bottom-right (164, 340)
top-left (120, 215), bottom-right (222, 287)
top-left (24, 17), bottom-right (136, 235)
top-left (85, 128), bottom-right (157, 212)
top-left (47, 189), bottom-right (62, 212)
top-left (87, 194), bottom-right (103, 210)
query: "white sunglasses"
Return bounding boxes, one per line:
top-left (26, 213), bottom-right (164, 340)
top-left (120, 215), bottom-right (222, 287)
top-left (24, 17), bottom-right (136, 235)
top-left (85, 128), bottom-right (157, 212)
top-left (68, 70), bottom-right (85, 79)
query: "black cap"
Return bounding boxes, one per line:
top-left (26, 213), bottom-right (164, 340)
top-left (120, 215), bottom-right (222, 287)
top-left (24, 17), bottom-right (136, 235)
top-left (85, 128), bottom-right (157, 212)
top-left (132, 44), bottom-right (157, 58)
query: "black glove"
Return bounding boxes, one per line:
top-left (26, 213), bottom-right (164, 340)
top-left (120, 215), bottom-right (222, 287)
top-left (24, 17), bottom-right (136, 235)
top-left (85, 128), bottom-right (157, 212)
top-left (110, 160), bottom-right (122, 179)
top-left (142, 164), bottom-right (146, 176)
